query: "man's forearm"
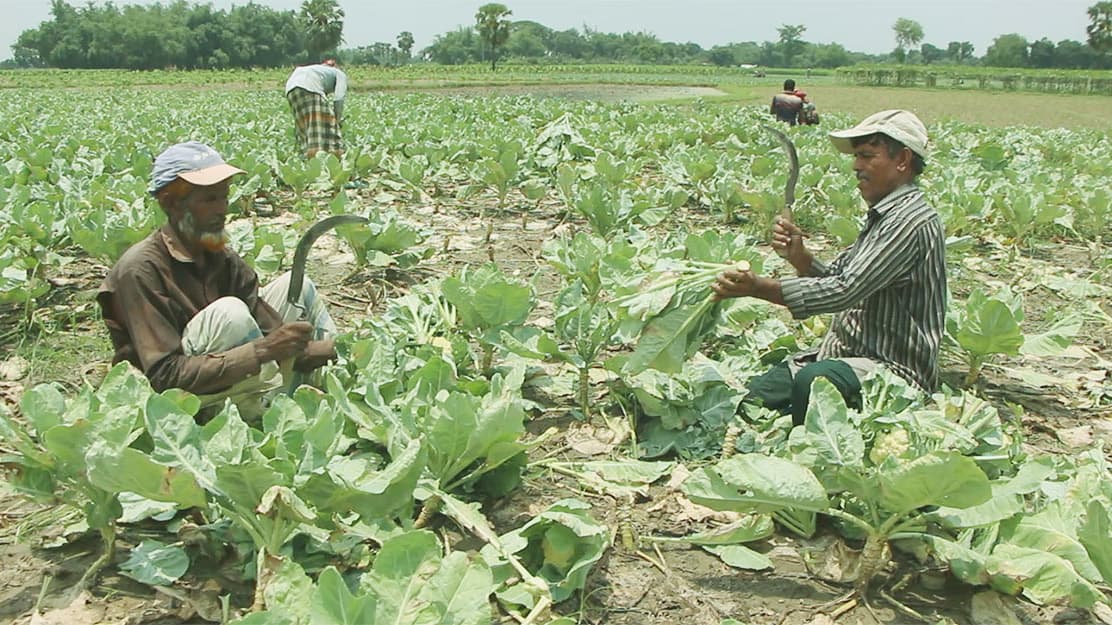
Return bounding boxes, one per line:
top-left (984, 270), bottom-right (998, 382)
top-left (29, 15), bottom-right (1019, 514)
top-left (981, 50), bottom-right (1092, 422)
top-left (753, 276), bottom-right (786, 306)
top-left (792, 254), bottom-right (814, 277)
top-left (294, 338), bottom-right (336, 372)
top-left (147, 343), bottom-right (261, 395)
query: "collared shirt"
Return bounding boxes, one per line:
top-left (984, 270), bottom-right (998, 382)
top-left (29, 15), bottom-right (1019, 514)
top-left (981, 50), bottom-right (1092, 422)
top-left (97, 225), bottom-right (283, 394)
top-left (780, 184), bottom-right (947, 391)
top-left (285, 64), bottom-right (347, 105)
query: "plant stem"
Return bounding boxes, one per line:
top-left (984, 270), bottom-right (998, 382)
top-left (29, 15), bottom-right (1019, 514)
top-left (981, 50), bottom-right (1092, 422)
top-left (75, 524), bottom-right (116, 590)
top-left (577, 367), bottom-right (590, 417)
top-left (481, 343), bottom-right (494, 376)
top-left (607, 266), bottom-right (726, 306)
top-left (519, 595), bottom-right (553, 625)
top-left (251, 548), bottom-right (268, 612)
top-left (854, 531), bottom-right (889, 596)
top-left (818, 507), bottom-right (874, 535)
top-left (964, 355), bottom-right (983, 386)
top-left (414, 495), bottom-right (442, 529)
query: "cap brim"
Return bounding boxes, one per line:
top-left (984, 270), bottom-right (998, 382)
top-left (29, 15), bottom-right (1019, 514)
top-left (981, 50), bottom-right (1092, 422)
top-left (828, 127), bottom-right (873, 155)
top-left (178, 163), bottom-right (245, 187)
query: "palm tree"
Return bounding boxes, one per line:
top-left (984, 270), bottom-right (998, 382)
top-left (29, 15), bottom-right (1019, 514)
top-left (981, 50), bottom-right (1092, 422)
top-left (1089, 2), bottom-right (1112, 52)
top-left (397, 30), bottom-right (415, 64)
top-left (776, 24), bottom-right (806, 67)
top-left (892, 18), bottom-right (924, 63)
top-left (299, 0), bottom-right (345, 61)
top-left (475, 3), bottom-right (512, 70)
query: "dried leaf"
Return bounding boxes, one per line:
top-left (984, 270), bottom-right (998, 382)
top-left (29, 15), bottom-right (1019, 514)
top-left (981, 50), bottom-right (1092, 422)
top-left (970, 591), bottom-right (1023, 625)
top-left (565, 422), bottom-right (623, 456)
top-left (0, 356), bottom-right (28, 381)
top-left (665, 463), bottom-right (692, 491)
top-left (800, 535), bottom-right (861, 583)
top-left (672, 493), bottom-right (739, 524)
top-left (1056, 425), bottom-right (1093, 448)
top-left (1094, 602), bottom-right (1112, 625)
top-left (31, 592), bottom-right (105, 625)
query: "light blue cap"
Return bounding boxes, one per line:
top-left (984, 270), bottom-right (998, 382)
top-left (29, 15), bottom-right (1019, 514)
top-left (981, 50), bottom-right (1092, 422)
top-left (149, 141), bottom-right (245, 195)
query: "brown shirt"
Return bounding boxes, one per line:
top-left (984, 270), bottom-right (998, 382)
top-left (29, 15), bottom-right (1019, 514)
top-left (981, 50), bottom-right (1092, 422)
top-left (97, 225), bottom-right (283, 394)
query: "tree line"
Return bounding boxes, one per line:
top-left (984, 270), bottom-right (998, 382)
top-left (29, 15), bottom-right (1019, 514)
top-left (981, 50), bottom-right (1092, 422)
top-left (6, 0), bottom-right (345, 69)
top-left (6, 0), bottom-right (1112, 71)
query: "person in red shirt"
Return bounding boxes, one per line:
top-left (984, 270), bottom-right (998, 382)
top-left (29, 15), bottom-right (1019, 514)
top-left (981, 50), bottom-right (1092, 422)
top-left (770, 79), bottom-right (804, 125)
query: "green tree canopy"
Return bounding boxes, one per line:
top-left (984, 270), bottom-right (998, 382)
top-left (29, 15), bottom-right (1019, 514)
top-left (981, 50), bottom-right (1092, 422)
top-left (425, 27), bottom-right (481, 64)
top-left (503, 20), bottom-right (549, 58)
top-left (706, 46), bottom-right (736, 67)
top-left (396, 30), bottom-right (415, 62)
top-left (984, 33), bottom-right (1030, 67)
top-left (776, 24), bottom-right (806, 66)
top-left (14, 0), bottom-right (304, 69)
top-left (946, 41), bottom-right (975, 63)
top-left (1028, 37), bottom-right (1057, 67)
top-left (892, 17), bottom-right (924, 62)
top-left (475, 3), bottom-right (513, 70)
top-left (299, 0), bottom-right (344, 61)
top-left (920, 42), bottom-right (945, 64)
top-left (1088, 2), bottom-right (1112, 52)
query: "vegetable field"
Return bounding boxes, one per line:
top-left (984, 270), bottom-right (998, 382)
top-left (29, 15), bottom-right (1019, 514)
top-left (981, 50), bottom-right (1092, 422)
top-left (0, 69), bottom-right (1110, 625)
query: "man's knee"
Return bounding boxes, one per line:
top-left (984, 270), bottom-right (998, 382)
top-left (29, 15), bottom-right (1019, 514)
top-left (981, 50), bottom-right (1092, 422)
top-left (182, 296), bottom-right (261, 355)
top-left (789, 360), bottom-right (862, 424)
top-left (205, 296), bottom-right (255, 328)
top-left (744, 361), bottom-right (793, 412)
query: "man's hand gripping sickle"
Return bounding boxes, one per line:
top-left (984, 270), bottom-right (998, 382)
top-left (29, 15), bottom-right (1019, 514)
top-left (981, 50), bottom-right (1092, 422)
top-left (762, 125), bottom-right (813, 276)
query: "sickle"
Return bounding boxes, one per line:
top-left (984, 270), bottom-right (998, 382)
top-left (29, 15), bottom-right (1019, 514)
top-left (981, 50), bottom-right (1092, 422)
top-left (287, 214), bottom-right (370, 314)
top-left (761, 125), bottom-right (799, 220)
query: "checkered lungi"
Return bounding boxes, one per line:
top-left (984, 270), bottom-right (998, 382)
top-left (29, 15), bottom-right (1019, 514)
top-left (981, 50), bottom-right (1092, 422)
top-left (286, 87), bottom-right (343, 158)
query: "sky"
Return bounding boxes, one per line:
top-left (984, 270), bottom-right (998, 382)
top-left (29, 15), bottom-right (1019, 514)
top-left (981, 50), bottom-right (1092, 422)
top-left (1, 0), bottom-right (1097, 59)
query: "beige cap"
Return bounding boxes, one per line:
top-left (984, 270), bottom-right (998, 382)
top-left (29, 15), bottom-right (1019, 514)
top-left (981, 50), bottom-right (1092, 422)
top-left (828, 109), bottom-right (928, 158)
top-left (178, 163), bottom-right (245, 187)
top-left (149, 141), bottom-right (245, 195)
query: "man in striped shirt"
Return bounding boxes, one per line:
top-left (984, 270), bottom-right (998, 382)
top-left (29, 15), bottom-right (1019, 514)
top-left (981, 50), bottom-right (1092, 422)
top-left (712, 110), bottom-right (945, 425)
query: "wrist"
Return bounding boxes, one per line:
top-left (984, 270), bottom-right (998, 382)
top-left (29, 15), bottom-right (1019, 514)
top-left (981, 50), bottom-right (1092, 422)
top-left (756, 276), bottom-right (786, 306)
top-left (253, 339), bottom-right (274, 364)
top-left (793, 253), bottom-right (814, 276)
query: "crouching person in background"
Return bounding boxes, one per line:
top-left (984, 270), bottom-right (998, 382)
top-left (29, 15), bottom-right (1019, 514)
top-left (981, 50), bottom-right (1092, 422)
top-left (770, 79), bottom-right (804, 125)
top-left (97, 141), bottom-right (337, 420)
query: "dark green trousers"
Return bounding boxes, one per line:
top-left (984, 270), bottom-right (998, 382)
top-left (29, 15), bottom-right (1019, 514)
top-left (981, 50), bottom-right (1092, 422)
top-left (745, 359), bottom-right (862, 426)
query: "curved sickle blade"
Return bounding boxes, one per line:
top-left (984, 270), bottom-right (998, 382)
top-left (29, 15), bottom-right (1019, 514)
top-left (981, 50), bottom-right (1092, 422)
top-left (287, 214), bottom-right (370, 309)
top-left (761, 125), bottom-right (799, 220)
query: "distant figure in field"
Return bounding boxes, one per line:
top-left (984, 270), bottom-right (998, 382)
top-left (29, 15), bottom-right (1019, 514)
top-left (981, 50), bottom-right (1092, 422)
top-left (285, 59), bottom-right (347, 158)
top-left (795, 89), bottom-right (820, 126)
top-left (771, 79), bottom-right (820, 126)
top-left (771, 79), bottom-right (804, 125)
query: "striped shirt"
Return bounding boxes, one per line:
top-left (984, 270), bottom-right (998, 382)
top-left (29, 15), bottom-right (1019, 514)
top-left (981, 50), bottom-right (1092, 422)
top-left (780, 184), bottom-right (947, 391)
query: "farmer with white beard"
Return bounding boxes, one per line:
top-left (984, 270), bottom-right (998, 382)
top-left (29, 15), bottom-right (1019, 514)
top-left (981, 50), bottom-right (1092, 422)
top-left (97, 141), bottom-right (336, 419)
